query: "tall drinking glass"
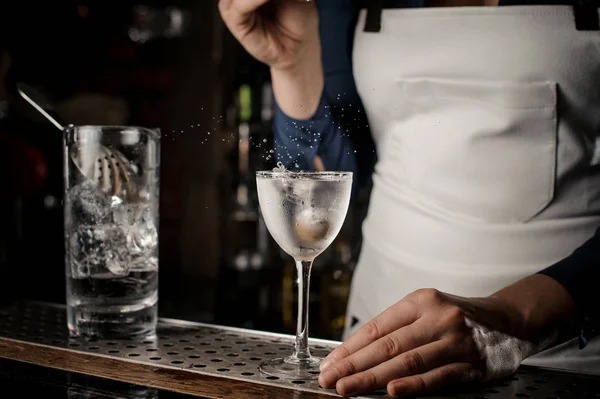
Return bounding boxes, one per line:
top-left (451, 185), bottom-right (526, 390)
top-left (64, 125), bottom-right (160, 338)
top-left (256, 169), bottom-right (352, 379)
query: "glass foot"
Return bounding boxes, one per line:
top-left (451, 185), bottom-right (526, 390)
top-left (259, 356), bottom-right (323, 380)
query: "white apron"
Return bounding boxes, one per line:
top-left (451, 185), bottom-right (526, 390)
top-left (344, 5), bottom-right (600, 373)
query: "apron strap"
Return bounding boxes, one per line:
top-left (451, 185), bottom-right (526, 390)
top-left (364, 0), bottom-right (384, 32)
top-left (573, 0), bottom-right (600, 30)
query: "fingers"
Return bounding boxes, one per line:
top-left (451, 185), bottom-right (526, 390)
top-left (218, 0), bottom-right (270, 42)
top-left (219, 0), bottom-right (270, 16)
top-left (218, 0), bottom-right (234, 10)
top-left (319, 319), bottom-right (435, 388)
top-left (313, 155), bottom-right (325, 171)
top-left (323, 338), bottom-right (458, 395)
top-left (387, 362), bottom-right (481, 397)
top-left (321, 302), bottom-right (419, 370)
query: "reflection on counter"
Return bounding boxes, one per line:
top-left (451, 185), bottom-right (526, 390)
top-left (68, 373), bottom-right (159, 399)
top-left (1, 358), bottom-right (164, 399)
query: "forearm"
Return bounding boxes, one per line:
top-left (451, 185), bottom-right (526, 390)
top-left (490, 274), bottom-right (578, 346)
top-left (270, 42), bottom-right (324, 120)
top-left (537, 228), bottom-right (600, 348)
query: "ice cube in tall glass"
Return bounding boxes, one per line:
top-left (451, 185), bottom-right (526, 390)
top-left (64, 125), bottom-right (160, 339)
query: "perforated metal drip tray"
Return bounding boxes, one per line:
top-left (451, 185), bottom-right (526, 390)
top-left (1, 302), bottom-right (600, 399)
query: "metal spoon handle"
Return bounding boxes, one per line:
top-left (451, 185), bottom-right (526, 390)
top-left (16, 82), bottom-right (66, 131)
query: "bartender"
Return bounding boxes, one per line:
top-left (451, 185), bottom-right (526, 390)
top-left (219, 0), bottom-right (600, 396)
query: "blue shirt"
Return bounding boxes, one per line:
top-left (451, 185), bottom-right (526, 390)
top-left (272, 0), bottom-right (599, 345)
top-left (273, 0), bottom-right (573, 188)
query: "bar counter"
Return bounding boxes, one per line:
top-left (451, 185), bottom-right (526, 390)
top-left (1, 301), bottom-right (599, 398)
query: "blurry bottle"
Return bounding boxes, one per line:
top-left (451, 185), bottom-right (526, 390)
top-left (219, 82), bottom-right (259, 328)
top-left (252, 82), bottom-right (276, 166)
top-left (218, 78), bottom-right (278, 330)
top-left (320, 240), bottom-right (354, 340)
top-left (128, 5), bottom-right (190, 44)
top-left (232, 83), bottom-right (258, 221)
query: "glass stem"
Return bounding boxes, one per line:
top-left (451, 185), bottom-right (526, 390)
top-left (293, 259), bottom-right (313, 360)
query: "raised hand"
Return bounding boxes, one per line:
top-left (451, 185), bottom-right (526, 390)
top-left (218, 0), bottom-right (318, 72)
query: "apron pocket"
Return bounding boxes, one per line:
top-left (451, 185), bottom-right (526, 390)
top-left (391, 78), bottom-right (557, 223)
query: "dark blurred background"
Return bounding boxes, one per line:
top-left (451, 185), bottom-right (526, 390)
top-left (0, 1), bottom-right (364, 341)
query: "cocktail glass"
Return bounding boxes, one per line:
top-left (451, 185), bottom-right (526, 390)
top-left (256, 169), bottom-right (352, 379)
